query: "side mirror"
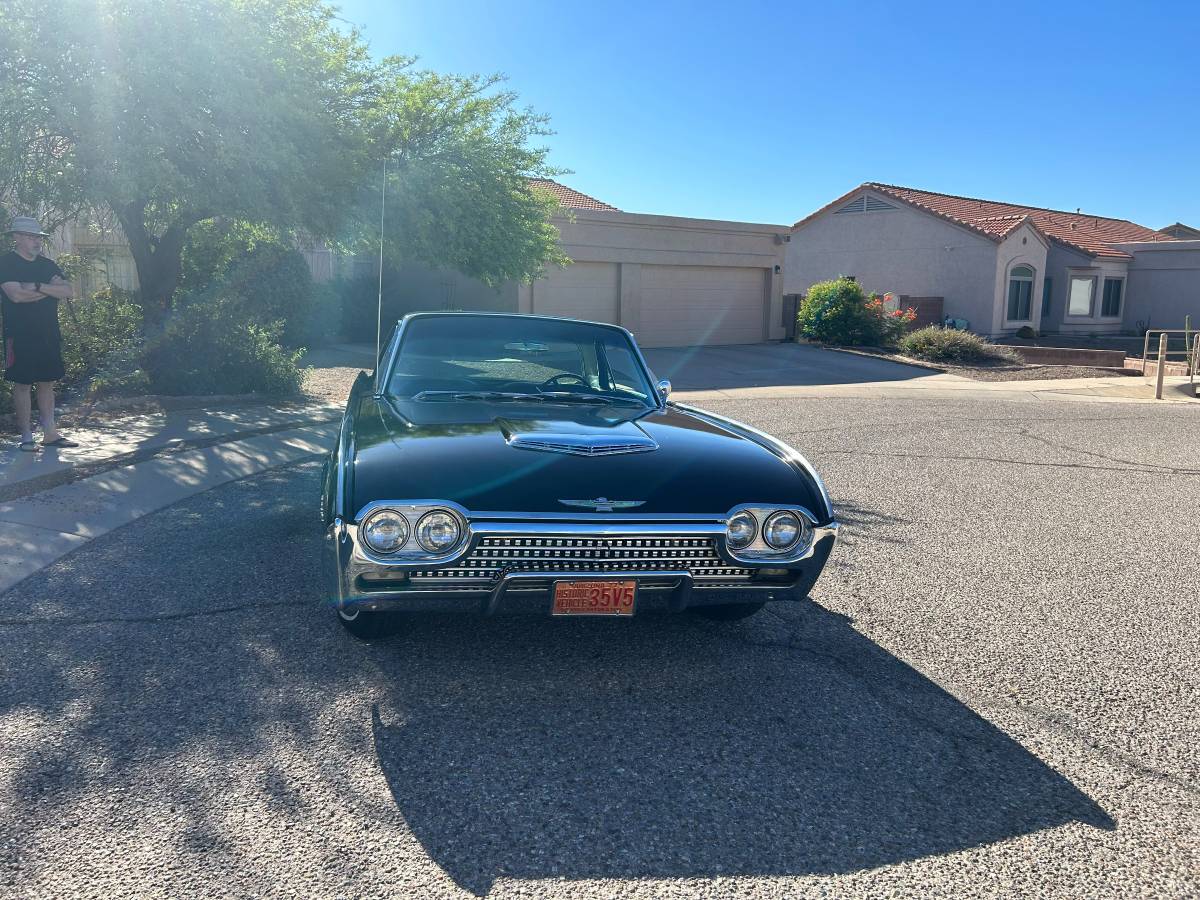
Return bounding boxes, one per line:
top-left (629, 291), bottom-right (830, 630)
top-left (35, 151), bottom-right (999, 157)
top-left (657, 379), bottom-right (672, 400)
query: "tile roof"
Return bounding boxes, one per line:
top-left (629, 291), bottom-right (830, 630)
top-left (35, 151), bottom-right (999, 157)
top-left (795, 182), bottom-right (1177, 260)
top-left (528, 178), bottom-right (619, 211)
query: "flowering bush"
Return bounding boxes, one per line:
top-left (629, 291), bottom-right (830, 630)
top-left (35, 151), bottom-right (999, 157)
top-left (797, 278), bottom-right (916, 347)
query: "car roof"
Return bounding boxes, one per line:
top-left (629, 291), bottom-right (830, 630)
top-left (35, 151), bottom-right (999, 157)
top-left (396, 311), bottom-right (635, 339)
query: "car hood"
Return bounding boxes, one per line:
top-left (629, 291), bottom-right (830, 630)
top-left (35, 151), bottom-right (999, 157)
top-left (349, 396), bottom-right (824, 518)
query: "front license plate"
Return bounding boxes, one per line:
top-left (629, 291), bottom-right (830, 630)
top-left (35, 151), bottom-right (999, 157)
top-left (552, 580), bottom-right (637, 616)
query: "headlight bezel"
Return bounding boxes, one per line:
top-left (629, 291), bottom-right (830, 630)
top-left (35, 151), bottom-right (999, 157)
top-left (723, 504), bottom-right (816, 560)
top-left (353, 500), bottom-right (469, 562)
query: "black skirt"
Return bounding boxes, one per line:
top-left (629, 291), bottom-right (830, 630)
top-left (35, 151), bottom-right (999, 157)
top-left (3, 324), bottom-right (66, 384)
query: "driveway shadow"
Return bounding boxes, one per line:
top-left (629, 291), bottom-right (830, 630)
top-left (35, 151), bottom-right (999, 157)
top-left (643, 343), bottom-right (948, 391)
top-left (369, 606), bottom-right (1112, 895)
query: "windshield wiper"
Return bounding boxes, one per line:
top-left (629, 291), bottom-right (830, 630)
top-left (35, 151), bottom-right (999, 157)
top-left (533, 392), bottom-right (645, 406)
top-left (411, 390), bottom-right (531, 403)
top-left (410, 390), bottom-right (645, 407)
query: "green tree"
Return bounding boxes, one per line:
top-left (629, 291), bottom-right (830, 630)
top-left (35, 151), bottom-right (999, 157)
top-left (364, 68), bottom-right (569, 283)
top-left (0, 0), bottom-right (566, 320)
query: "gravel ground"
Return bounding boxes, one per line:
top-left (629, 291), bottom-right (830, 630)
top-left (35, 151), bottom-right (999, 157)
top-left (1, 396), bottom-right (1197, 898)
top-left (836, 347), bottom-right (1136, 382)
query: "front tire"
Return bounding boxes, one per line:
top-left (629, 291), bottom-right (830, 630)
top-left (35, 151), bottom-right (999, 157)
top-left (690, 602), bottom-right (765, 622)
top-left (337, 605), bottom-right (404, 640)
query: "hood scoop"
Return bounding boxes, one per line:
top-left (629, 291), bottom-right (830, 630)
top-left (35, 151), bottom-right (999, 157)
top-left (498, 417), bottom-right (659, 457)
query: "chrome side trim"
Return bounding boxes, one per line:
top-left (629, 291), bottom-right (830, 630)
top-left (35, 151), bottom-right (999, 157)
top-left (670, 401), bottom-right (835, 522)
top-left (333, 400), bottom-right (355, 522)
top-left (467, 511), bottom-right (725, 523)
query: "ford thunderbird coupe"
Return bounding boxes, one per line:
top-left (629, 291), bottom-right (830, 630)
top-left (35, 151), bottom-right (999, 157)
top-left (321, 312), bottom-right (839, 639)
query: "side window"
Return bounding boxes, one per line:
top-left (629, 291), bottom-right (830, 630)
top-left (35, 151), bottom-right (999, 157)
top-left (600, 342), bottom-right (650, 399)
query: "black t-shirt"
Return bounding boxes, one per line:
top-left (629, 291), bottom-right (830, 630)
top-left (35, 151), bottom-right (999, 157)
top-left (0, 251), bottom-right (65, 339)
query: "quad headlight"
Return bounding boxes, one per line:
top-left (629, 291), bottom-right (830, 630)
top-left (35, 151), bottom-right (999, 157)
top-left (726, 510), bottom-right (758, 549)
top-left (361, 508), bottom-right (409, 554)
top-left (416, 510), bottom-right (462, 553)
top-left (725, 506), bottom-right (816, 557)
top-left (763, 511), bottom-right (804, 550)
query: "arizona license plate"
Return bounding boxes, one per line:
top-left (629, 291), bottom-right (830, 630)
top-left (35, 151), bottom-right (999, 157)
top-left (552, 580), bottom-right (637, 616)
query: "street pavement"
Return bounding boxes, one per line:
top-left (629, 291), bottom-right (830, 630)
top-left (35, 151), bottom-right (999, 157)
top-left (1, 389), bottom-right (1197, 898)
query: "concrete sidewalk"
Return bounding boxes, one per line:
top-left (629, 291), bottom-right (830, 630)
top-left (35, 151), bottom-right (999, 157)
top-left (1, 400), bottom-right (342, 496)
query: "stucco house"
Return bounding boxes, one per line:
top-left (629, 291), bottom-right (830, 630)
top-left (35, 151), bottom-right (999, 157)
top-left (389, 179), bottom-right (791, 348)
top-left (787, 183), bottom-right (1200, 336)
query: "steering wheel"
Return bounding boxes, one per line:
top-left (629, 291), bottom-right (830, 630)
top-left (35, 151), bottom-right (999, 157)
top-left (541, 373), bottom-right (589, 388)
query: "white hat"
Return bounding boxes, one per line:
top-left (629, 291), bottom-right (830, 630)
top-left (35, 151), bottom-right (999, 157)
top-left (5, 216), bottom-right (50, 237)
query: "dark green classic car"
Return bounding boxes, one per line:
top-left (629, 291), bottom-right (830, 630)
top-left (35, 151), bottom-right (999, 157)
top-left (321, 312), bottom-right (839, 638)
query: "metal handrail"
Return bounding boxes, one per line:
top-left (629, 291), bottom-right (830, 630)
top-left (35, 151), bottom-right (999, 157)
top-left (1144, 329), bottom-right (1200, 399)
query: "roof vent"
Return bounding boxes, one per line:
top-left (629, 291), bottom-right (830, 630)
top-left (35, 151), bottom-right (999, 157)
top-left (835, 195), bottom-right (897, 214)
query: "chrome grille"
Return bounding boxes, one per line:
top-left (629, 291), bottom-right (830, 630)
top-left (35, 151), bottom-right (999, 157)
top-left (408, 535), bottom-right (753, 588)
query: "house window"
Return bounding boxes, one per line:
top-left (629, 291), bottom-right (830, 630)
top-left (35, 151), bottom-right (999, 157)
top-left (1101, 278), bottom-right (1123, 317)
top-left (1006, 265), bottom-right (1034, 321)
top-left (1042, 277), bottom-right (1053, 317)
top-left (1068, 276), bottom-right (1095, 316)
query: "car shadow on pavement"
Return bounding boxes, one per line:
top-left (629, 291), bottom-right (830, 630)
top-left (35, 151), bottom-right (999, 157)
top-left (368, 605), bottom-right (1114, 896)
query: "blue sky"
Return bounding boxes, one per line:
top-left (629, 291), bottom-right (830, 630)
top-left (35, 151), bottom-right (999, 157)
top-left (335, 0), bottom-right (1198, 229)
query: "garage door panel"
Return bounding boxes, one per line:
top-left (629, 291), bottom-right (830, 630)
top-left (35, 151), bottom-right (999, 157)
top-left (532, 262), bottom-right (619, 324)
top-left (637, 265), bottom-right (766, 348)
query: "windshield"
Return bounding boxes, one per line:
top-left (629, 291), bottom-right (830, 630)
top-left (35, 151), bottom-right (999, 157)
top-left (386, 316), bottom-right (656, 406)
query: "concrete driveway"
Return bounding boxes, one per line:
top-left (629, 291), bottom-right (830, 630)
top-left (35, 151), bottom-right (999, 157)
top-left (642, 342), bottom-right (953, 391)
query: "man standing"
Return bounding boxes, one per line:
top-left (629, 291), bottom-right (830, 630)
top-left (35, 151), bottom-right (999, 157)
top-left (1, 216), bottom-right (79, 451)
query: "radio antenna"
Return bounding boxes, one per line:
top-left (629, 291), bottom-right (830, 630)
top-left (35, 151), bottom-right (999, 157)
top-left (374, 157), bottom-right (387, 394)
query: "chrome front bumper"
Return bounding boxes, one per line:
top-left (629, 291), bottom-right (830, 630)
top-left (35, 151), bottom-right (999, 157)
top-left (323, 520), bottom-right (839, 616)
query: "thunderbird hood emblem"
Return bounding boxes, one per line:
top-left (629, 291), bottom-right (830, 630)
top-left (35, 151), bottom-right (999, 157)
top-left (559, 497), bottom-right (646, 512)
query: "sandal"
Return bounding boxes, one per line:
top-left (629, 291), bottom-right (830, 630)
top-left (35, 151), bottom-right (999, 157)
top-left (18, 441), bottom-right (40, 452)
top-left (42, 436), bottom-right (80, 448)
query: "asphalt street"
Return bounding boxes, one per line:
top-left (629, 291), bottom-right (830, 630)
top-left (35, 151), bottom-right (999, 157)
top-left (1, 395), bottom-right (1197, 898)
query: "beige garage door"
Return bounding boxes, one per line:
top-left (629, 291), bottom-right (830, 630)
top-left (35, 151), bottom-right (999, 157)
top-left (637, 265), bottom-right (767, 347)
top-left (530, 261), bottom-right (619, 324)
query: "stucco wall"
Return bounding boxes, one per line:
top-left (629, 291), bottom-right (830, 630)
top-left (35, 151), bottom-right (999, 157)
top-left (392, 209), bottom-right (789, 343)
top-left (1113, 241), bottom-right (1200, 330)
top-left (990, 223), bottom-right (1049, 335)
top-left (786, 196), bottom-right (999, 331)
top-left (550, 209), bottom-right (788, 340)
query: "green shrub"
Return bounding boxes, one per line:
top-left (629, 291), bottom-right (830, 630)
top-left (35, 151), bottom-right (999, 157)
top-left (58, 286), bottom-right (146, 391)
top-left (796, 278), bottom-right (915, 347)
top-left (143, 297), bottom-right (304, 396)
top-left (179, 221), bottom-right (316, 348)
top-left (899, 326), bottom-right (1023, 364)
